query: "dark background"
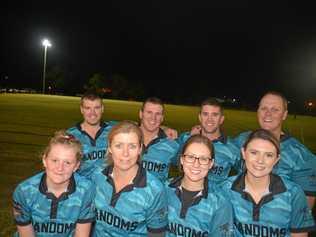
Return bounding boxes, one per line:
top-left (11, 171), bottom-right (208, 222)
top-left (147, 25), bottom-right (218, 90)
top-left (2, 1), bottom-right (316, 109)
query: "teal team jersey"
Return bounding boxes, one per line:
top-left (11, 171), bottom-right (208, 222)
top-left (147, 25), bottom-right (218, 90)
top-left (166, 176), bottom-right (236, 237)
top-left (234, 131), bottom-right (316, 195)
top-left (67, 121), bottom-right (116, 178)
top-left (142, 129), bottom-right (179, 182)
top-left (92, 165), bottom-right (168, 236)
top-left (13, 172), bottom-right (95, 236)
top-left (221, 173), bottom-right (316, 236)
top-left (177, 132), bottom-right (242, 184)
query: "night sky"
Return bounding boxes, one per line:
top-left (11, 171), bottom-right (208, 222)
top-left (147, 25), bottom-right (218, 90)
top-left (2, 1), bottom-right (316, 105)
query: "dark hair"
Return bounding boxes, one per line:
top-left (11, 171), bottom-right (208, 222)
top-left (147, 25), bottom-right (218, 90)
top-left (200, 97), bottom-right (223, 114)
top-left (259, 91), bottom-right (288, 111)
top-left (178, 134), bottom-right (214, 172)
top-left (243, 129), bottom-right (280, 156)
top-left (106, 120), bottom-right (143, 165)
top-left (141, 97), bottom-right (164, 112)
top-left (80, 91), bottom-right (102, 106)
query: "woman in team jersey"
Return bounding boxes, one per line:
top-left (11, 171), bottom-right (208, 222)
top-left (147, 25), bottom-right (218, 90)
top-left (92, 120), bottom-right (168, 237)
top-left (166, 134), bottom-right (235, 236)
top-left (222, 129), bottom-right (316, 237)
top-left (13, 130), bottom-right (95, 237)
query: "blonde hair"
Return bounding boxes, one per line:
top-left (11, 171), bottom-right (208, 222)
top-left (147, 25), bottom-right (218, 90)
top-left (106, 120), bottom-right (143, 165)
top-left (42, 130), bottom-right (83, 161)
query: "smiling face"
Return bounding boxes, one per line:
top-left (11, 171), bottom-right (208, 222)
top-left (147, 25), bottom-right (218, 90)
top-left (43, 144), bottom-right (80, 188)
top-left (242, 138), bottom-right (279, 180)
top-left (80, 98), bottom-right (104, 126)
top-left (181, 142), bottom-right (214, 187)
top-left (257, 94), bottom-right (288, 136)
top-left (108, 132), bottom-right (142, 172)
top-left (139, 102), bottom-right (164, 134)
top-left (199, 105), bottom-right (224, 136)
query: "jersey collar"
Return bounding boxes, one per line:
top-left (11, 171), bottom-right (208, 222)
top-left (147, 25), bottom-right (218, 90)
top-left (39, 172), bottom-right (76, 200)
top-left (143, 128), bottom-right (167, 153)
top-left (76, 121), bottom-right (109, 145)
top-left (199, 130), bottom-right (227, 144)
top-left (169, 176), bottom-right (208, 218)
top-left (232, 173), bottom-right (287, 200)
top-left (102, 164), bottom-right (147, 207)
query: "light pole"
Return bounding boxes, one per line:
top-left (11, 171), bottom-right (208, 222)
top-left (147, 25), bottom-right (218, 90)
top-left (42, 39), bottom-right (52, 94)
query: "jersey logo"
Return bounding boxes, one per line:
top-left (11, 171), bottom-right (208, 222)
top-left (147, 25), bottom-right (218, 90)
top-left (219, 223), bottom-right (233, 236)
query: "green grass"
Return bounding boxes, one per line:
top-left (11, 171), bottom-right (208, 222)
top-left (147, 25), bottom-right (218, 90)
top-left (1, 93), bottom-right (316, 236)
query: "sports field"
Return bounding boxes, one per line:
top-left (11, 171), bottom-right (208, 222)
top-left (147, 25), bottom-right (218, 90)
top-left (1, 93), bottom-right (316, 236)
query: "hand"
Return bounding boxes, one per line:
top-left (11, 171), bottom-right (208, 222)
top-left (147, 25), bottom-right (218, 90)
top-left (190, 125), bottom-right (201, 135)
top-left (161, 126), bottom-right (178, 139)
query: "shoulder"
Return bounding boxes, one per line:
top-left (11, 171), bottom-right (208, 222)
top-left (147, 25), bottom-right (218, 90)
top-left (14, 172), bottom-right (44, 199)
top-left (146, 171), bottom-right (165, 190)
top-left (207, 183), bottom-right (233, 209)
top-left (66, 125), bottom-right (81, 135)
top-left (74, 173), bottom-right (93, 189)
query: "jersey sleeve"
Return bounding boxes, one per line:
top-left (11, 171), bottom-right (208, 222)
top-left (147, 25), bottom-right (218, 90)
top-left (13, 185), bottom-right (32, 226)
top-left (146, 185), bottom-right (168, 233)
top-left (209, 195), bottom-right (236, 236)
top-left (290, 144), bottom-right (316, 196)
top-left (290, 185), bottom-right (316, 233)
top-left (77, 182), bottom-right (96, 223)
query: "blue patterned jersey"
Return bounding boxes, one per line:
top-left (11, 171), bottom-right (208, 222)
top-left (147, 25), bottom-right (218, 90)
top-left (166, 176), bottom-right (235, 237)
top-left (177, 132), bottom-right (241, 184)
top-left (92, 165), bottom-right (168, 236)
top-left (13, 172), bottom-right (95, 236)
top-left (67, 121), bottom-right (116, 178)
top-left (233, 131), bottom-right (316, 195)
top-left (141, 129), bottom-right (179, 182)
top-left (221, 173), bottom-right (316, 236)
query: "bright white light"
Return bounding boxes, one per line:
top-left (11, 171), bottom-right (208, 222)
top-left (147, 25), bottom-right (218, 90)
top-left (308, 102), bottom-right (313, 107)
top-left (42, 39), bottom-right (52, 47)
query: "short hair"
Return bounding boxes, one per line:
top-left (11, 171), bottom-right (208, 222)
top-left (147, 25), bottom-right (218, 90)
top-left (106, 120), bottom-right (143, 165)
top-left (80, 91), bottom-right (102, 106)
top-left (243, 129), bottom-right (280, 156)
top-left (200, 97), bottom-right (223, 114)
top-left (178, 134), bottom-right (214, 173)
top-left (259, 91), bottom-right (288, 111)
top-left (141, 97), bottom-right (164, 112)
top-left (42, 130), bottom-right (83, 162)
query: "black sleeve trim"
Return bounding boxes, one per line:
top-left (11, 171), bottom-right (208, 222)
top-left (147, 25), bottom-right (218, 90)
top-left (147, 225), bottom-right (167, 233)
top-left (304, 191), bottom-right (316, 196)
top-left (77, 217), bottom-right (95, 224)
top-left (290, 225), bottom-right (316, 233)
top-left (15, 220), bottom-right (32, 226)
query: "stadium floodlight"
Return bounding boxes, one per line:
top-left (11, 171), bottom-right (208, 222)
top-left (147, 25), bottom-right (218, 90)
top-left (42, 39), bottom-right (52, 94)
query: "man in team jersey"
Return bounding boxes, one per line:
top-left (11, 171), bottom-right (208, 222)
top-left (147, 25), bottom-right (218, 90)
top-left (234, 91), bottom-right (316, 208)
top-left (179, 97), bottom-right (241, 184)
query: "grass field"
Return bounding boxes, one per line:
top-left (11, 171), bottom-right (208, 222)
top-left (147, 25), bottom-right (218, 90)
top-left (1, 93), bottom-right (316, 236)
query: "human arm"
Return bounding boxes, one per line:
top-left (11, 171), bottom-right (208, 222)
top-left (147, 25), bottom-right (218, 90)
top-left (290, 185), bottom-right (316, 235)
top-left (146, 185), bottom-right (168, 235)
top-left (291, 233), bottom-right (308, 237)
top-left (307, 196), bottom-right (315, 209)
top-left (74, 223), bottom-right (92, 237)
top-left (17, 225), bottom-right (35, 237)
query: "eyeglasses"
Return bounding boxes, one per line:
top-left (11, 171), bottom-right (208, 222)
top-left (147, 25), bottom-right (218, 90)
top-left (182, 154), bottom-right (213, 165)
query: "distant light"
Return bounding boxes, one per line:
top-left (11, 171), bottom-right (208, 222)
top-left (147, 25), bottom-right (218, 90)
top-left (42, 39), bottom-right (52, 47)
top-left (232, 98), bottom-right (236, 103)
top-left (308, 102), bottom-right (313, 107)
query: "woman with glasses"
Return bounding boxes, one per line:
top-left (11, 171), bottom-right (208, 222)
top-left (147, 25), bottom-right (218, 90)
top-left (13, 131), bottom-right (95, 237)
top-left (166, 134), bottom-right (235, 236)
top-left (222, 129), bottom-right (316, 237)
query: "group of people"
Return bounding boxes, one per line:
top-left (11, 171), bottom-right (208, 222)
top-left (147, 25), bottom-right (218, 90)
top-left (12, 91), bottom-right (316, 236)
